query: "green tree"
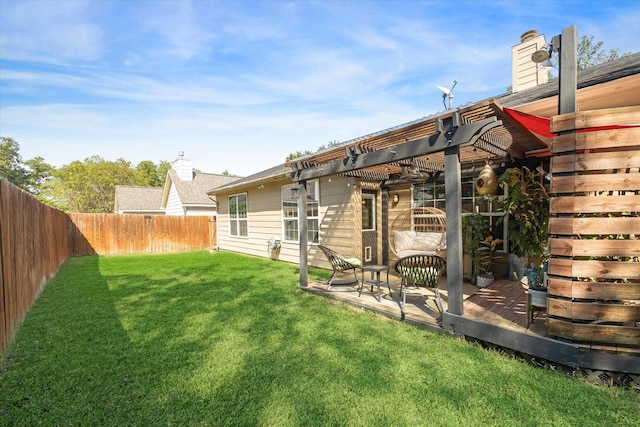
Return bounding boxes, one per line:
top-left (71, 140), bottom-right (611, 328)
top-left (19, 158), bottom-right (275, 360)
top-left (0, 137), bottom-right (29, 188)
top-left (23, 156), bottom-right (55, 199)
top-left (577, 35), bottom-right (631, 70)
top-left (286, 140), bottom-right (343, 162)
top-left (286, 150), bottom-right (314, 162)
top-left (52, 156), bottom-right (139, 212)
top-left (0, 137), bottom-right (55, 201)
top-left (135, 160), bottom-right (170, 187)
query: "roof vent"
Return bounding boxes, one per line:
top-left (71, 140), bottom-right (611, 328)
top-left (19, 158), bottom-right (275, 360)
top-left (520, 29), bottom-right (538, 42)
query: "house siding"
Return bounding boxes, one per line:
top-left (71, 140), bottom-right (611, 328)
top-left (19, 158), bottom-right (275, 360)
top-left (185, 207), bottom-right (216, 216)
top-left (216, 175), bottom-right (357, 269)
top-left (165, 185), bottom-right (186, 216)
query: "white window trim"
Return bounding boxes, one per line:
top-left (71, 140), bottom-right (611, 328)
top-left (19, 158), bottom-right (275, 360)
top-left (228, 192), bottom-right (248, 238)
top-left (281, 180), bottom-right (320, 244)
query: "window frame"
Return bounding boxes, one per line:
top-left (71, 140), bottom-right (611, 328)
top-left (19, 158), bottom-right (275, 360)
top-left (412, 178), bottom-right (507, 252)
top-left (361, 192), bottom-right (376, 231)
top-left (281, 180), bottom-right (320, 244)
top-left (228, 192), bottom-right (248, 238)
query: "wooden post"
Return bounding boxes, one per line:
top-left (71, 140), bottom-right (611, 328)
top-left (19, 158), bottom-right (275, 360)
top-left (558, 25), bottom-right (577, 115)
top-left (445, 145), bottom-right (463, 315)
top-left (381, 187), bottom-right (389, 266)
top-left (298, 180), bottom-right (308, 288)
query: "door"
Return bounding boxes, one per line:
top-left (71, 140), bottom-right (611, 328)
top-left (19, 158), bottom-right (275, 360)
top-left (361, 190), bottom-right (378, 265)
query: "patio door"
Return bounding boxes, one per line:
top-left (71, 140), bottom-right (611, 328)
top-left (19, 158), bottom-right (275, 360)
top-left (361, 190), bottom-right (378, 265)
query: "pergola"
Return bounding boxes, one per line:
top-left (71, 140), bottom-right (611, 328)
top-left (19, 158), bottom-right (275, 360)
top-left (288, 99), bottom-right (549, 315)
top-left (289, 25), bottom-right (577, 323)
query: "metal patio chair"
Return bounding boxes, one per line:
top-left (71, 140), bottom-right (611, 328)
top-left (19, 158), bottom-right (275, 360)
top-left (318, 245), bottom-right (361, 289)
top-left (395, 254), bottom-right (447, 314)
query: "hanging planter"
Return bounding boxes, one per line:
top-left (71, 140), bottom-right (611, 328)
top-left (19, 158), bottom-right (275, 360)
top-left (476, 163), bottom-right (498, 195)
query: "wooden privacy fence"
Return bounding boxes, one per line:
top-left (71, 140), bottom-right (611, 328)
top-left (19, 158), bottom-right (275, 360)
top-left (548, 106), bottom-right (640, 349)
top-left (68, 213), bottom-right (216, 256)
top-left (1, 178), bottom-right (218, 351)
top-left (1, 179), bottom-right (71, 352)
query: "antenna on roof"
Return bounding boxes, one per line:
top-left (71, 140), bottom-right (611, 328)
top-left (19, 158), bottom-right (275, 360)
top-left (436, 80), bottom-right (457, 110)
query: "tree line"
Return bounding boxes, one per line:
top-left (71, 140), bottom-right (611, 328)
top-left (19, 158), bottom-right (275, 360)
top-left (1, 137), bottom-right (171, 213)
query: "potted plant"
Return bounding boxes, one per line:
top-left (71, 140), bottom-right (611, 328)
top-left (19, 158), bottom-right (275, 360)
top-left (462, 213), bottom-right (489, 286)
top-left (476, 236), bottom-right (502, 288)
top-left (521, 261), bottom-right (548, 307)
top-left (498, 166), bottom-right (550, 280)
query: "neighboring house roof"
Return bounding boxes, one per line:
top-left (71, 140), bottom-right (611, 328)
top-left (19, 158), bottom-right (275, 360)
top-left (162, 170), bottom-right (241, 207)
top-left (114, 185), bottom-right (164, 213)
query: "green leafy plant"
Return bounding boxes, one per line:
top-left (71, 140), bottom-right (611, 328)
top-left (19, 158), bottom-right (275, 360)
top-left (462, 213), bottom-right (490, 283)
top-left (498, 166), bottom-right (550, 258)
top-left (522, 260), bottom-right (549, 291)
top-left (477, 236), bottom-right (503, 275)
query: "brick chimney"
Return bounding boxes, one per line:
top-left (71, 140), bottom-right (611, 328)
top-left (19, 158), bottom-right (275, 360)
top-left (172, 151), bottom-right (193, 181)
top-left (511, 29), bottom-right (549, 93)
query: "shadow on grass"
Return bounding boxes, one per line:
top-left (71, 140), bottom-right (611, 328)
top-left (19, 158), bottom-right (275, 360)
top-left (1, 251), bottom-right (637, 426)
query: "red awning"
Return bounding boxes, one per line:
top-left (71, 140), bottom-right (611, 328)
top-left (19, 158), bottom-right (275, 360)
top-left (504, 107), bottom-right (638, 136)
top-left (504, 108), bottom-right (554, 138)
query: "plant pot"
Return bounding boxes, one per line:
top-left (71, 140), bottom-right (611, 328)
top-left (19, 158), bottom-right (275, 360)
top-left (508, 253), bottom-right (527, 281)
top-left (477, 273), bottom-right (494, 288)
top-left (528, 289), bottom-right (548, 308)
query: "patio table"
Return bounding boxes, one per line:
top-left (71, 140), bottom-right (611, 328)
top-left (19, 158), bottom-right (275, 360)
top-left (358, 264), bottom-right (391, 302)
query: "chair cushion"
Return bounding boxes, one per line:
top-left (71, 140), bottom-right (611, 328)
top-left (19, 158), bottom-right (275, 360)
top-left (344, 257), bottom-right (361, 266)
top-left (411, 232), bottom-right (443, 251)
top-left (397, 249), bottom-right (436, 258)
top-left (394, 230), bottom-right (416, 252)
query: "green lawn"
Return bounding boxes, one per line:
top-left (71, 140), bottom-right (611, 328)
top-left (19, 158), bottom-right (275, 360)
top-left (1, 251), bottom-right (638, 426)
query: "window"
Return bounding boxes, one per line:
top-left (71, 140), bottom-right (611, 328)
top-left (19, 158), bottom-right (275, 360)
top-left (228, 193), bottom-right (248, 237)
top-left (362, 192), bottom-right (376, 231)
top-left (282, 181), bottom-right (319, 243)
top-left (413, 178), bottom-right (506, 251)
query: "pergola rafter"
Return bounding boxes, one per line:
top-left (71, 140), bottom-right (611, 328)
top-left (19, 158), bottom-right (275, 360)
top-left (293, 112), bottom-right (506, 317)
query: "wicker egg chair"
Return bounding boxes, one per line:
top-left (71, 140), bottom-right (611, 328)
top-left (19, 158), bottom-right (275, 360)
top-left (389, 207), bottom-right (447, 258)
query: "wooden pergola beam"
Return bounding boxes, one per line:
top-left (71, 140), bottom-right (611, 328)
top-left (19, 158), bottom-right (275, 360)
top-left (290, 114), bottom-right (502, 182)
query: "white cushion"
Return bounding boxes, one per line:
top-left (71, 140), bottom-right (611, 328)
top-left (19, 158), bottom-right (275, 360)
top-left (397, 249), bottom-right (437, 258)
top-left (344, 257), bottom-right (361, 266)
top-left (411, 232), bottom-right (443, 251)
top-left (394, 230), bottom-right (416, 252)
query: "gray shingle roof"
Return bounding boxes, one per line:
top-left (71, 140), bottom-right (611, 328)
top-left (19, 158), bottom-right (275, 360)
top-left (115, 185), bottom-right (164, 211)
top-left (497, 52), bottom-right (640, 107)
top-left (207, 52), bottom-right (640, 192)
top-left (169, 170), bottom-right (241, 204)
top-left (207, 163), bottom-right (292, 194)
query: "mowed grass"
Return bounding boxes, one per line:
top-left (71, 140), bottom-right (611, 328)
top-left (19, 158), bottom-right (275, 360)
top-left (1, 251), bottom-right (638, 426)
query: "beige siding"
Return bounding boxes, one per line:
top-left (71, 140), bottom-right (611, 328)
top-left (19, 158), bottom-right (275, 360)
top-left (388, 185), bottom-right (413, 263)
top-left (216, 175), bottom-right (358, 270)
top-left (313, 176), bottom-right (358, 268)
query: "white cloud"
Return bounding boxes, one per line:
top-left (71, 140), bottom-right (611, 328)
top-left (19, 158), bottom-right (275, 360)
top-left (1, 0), bottom-right (637, 178)
top-left (0, 0), bottom-right (103, 62)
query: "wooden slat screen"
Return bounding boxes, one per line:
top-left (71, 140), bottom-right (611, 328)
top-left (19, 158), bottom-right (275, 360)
top-left (548, 106), bottom-right (640, 348)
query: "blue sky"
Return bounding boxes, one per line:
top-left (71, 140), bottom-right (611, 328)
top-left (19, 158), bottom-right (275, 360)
top-left (1, 0), bottom-right (638, 176)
